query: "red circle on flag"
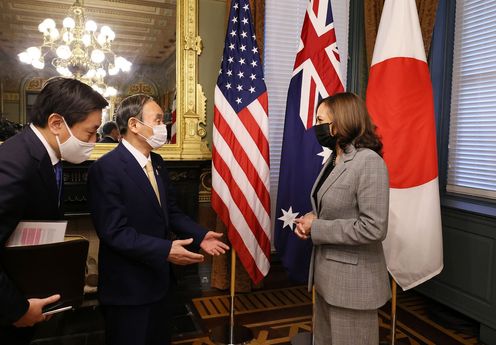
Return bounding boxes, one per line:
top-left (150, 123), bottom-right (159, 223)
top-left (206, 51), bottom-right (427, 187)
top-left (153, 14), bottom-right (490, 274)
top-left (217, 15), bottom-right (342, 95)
top-left (366, 57), bottom-right (438, 189)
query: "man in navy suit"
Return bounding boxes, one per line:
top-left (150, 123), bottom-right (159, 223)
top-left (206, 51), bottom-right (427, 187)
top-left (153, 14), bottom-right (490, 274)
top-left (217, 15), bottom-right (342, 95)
top-left (0, 77), bottom-right (108, 344)
top-left (88, 94), bottom-right (229, 345)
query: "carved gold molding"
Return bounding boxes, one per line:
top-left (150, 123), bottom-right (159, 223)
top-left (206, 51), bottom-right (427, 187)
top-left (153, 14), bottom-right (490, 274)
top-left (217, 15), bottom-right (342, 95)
top-left (3, 92), bottom-right (20, 102)
top-left (91, 0), bottom-right (211, 161)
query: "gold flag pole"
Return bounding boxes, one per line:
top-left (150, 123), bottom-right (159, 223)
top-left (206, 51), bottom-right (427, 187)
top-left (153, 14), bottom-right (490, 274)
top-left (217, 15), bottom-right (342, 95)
top-left (228, 249), bottom-right (237, 343)
top-left (210, 248), bottom-right (253, 345)
top-left (390, 279), bottom-right (397, 345)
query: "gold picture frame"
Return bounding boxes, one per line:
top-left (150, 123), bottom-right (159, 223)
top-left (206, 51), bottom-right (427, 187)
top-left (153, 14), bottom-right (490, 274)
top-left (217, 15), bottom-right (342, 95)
top-left (90, 0), bottom-right (211, 161)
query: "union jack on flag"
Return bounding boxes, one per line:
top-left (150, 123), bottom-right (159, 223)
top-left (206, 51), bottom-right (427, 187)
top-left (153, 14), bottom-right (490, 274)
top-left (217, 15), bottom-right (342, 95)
top-left (212, 0), bottom-right (271, 284)
top-left (275, 0), bottom-right (344, 283)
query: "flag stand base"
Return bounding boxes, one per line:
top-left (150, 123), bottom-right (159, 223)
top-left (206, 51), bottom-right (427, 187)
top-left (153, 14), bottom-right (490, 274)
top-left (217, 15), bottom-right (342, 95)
top-left (210, 324), bottom-right (253, 345)
top-left (290, 332), bottom-right (313, 344)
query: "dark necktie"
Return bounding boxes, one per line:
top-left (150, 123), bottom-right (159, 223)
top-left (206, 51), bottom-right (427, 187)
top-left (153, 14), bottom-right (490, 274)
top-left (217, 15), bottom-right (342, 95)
top-left (54, 161), bottom-right (63, 206)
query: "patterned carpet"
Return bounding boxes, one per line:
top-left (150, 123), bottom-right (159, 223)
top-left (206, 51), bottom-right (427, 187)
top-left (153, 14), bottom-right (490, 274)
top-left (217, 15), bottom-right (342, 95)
top-left (171, 286), bottom-right (483, 345)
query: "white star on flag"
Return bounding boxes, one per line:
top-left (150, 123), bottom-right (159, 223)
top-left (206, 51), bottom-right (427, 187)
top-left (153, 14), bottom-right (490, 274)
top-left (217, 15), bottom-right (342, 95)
top-left (317, 147), bottom-right (332, 165)
top-left (278, 207), bottom-right (299, 231)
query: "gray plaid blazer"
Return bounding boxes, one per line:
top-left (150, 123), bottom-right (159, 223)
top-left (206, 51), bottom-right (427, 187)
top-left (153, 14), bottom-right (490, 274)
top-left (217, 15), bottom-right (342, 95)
top-left (308, 145), bottom-right (391, 310)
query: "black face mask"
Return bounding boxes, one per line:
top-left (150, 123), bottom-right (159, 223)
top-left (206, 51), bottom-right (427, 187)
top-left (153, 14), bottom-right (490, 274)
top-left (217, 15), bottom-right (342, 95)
top-left (314, 123), bottom-right (337, 149)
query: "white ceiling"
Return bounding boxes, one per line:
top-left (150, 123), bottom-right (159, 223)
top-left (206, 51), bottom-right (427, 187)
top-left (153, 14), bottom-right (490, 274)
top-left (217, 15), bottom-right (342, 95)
top-left (0, 0), bottom-right (176, 65)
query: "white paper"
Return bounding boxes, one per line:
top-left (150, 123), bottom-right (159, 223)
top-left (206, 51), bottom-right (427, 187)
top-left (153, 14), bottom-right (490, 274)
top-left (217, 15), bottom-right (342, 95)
top-left (6, 221), bottom-right (67, 247)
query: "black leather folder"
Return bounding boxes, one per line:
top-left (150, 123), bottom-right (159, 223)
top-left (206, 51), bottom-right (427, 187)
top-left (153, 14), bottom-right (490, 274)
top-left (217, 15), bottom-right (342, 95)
top-left (1, 238), bottom-right (89, 310)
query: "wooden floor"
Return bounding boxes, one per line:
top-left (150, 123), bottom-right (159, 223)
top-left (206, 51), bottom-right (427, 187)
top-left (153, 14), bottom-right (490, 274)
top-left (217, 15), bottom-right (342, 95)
top-left (29, 262), bottom-right (485, 345)
top-left (172, 285), bottom-right (484, 345)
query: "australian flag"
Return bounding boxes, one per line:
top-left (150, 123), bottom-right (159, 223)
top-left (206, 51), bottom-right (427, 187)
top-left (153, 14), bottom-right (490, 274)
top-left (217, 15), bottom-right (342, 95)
top-left (274, 0), bottom-right (344, 283)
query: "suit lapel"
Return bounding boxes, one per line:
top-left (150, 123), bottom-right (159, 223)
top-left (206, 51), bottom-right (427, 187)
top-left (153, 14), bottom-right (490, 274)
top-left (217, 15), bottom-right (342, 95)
top-left (316, 164), bottom-right (346, 213)
top-left (24, 127), bottom-right (59, 207)
top-left (118, 144), bottom-right (164, 217)
top-left (152, 156), bottom-right (169, 224)
top-left (310, 158), bottom-right (332, 213)
top-left (315, 145), bottom-right (358, 214)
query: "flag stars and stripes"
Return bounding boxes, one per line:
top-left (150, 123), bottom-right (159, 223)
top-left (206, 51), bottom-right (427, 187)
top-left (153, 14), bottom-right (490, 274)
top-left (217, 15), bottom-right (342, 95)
top-left (213, 0), bottom-right (270, 283)
top-left (317, 147), bottom-right (332, 165)
top-left (274, 0), bottom-right (344, 283)
top-left (278, 207), bottom-right (299, 231)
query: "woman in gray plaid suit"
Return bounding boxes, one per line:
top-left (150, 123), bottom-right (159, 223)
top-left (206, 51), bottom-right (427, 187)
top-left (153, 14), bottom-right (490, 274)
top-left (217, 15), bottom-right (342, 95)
top-left (295, 92), bottom-right (391, 345)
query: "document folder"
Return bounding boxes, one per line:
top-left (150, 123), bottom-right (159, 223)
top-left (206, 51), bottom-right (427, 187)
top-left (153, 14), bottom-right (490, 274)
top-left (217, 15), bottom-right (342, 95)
top-left (1, 238), bottom-right (89, 310)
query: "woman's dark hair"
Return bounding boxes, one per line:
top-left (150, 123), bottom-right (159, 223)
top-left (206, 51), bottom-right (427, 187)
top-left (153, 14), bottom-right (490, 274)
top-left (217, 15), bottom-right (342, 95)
top-left (30, 77), bottom-right (108, 127)
top-left (115, 94), bottom-right (154, 136)
top-left (317, 92), bottom-right (383, 156)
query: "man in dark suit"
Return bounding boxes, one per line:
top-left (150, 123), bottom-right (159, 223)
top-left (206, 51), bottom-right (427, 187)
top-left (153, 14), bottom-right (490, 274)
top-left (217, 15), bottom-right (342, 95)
top-left (88, 94), bottom-right (229, 345)
top-left (0, 77), bottom-right (108, 344)
top-left (98, 121), bottom-right (120, 143)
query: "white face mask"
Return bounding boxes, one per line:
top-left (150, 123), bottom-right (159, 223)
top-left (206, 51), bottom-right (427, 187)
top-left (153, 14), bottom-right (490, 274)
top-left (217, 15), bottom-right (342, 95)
top-left (56, 117), bottom-right (95, 164)
top-left (136, 119), bottom-right (168, 149)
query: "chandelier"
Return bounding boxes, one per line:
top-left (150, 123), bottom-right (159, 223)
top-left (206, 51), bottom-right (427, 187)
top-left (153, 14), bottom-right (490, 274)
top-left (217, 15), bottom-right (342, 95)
top-left (17, 0), bottom-right (132, 98)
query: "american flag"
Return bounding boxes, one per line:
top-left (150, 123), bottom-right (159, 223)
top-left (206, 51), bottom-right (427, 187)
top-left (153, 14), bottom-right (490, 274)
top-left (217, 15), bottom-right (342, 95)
top-left (211, 0), bottom-right (271, 284)
top-left (275, 0), bottom-right (344, 283)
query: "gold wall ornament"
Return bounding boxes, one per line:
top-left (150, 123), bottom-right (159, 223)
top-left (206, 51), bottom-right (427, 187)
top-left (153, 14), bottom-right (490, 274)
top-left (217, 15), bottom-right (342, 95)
top-left (3, 93), bottom-right (20, 103)
top-left (128, 82), bottom-right (157, 96)
top-left (197, 84), bottom-right (207, 139)
top-left (26, 78), bottom-right (46, 91)
top-left (90, 0), bottom-right (211, 161)
top-left (184, 34), bottom-right (203, 55)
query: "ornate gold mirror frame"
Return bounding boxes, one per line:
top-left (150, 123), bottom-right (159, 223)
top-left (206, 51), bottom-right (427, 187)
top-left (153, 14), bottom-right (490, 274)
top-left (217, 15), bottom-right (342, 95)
top-left (91, 0), bottom-right (211, 161)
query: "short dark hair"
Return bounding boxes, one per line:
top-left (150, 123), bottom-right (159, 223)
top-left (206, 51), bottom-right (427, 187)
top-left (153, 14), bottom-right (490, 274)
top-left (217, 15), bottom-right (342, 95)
top-left (30, 77), bottom-right (108, 127)
top-left (115, 94), bottom-right (154, 136)
top-left (101, 121), bottom-right (118, 136)
top-left (317, 92), bottom-right (383, 156)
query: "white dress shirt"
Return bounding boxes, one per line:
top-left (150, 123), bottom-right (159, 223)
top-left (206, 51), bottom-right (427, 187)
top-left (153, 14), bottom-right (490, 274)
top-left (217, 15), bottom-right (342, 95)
top-left (121, 138), bottom-right (152, 174)
top-left (30, 123), bottom-right (59, 165)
